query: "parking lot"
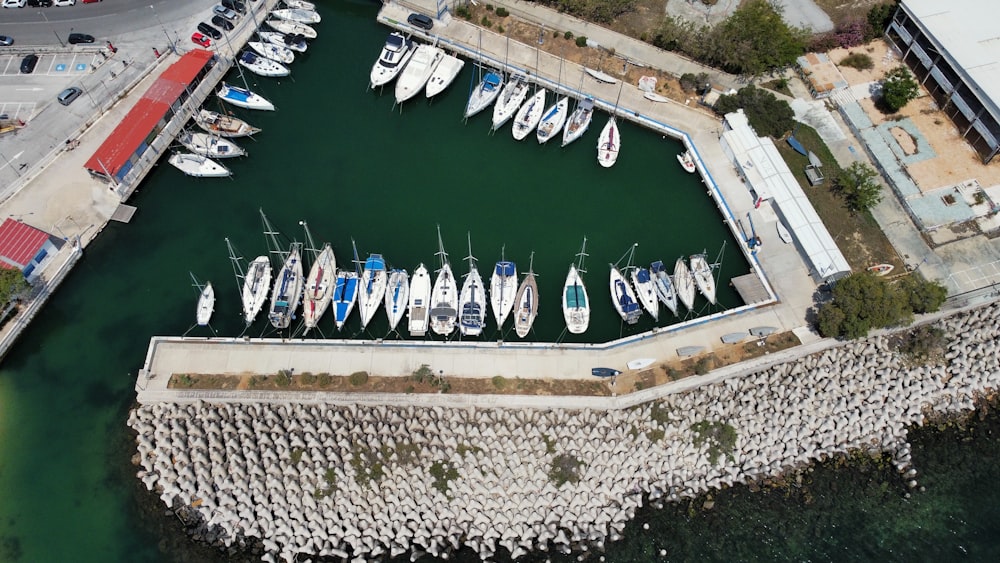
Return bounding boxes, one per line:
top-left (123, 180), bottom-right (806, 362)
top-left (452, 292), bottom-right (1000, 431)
top-left (0, 102), bottom-right (37, 122)
top-left (0, 52), bottom-right (100, 76)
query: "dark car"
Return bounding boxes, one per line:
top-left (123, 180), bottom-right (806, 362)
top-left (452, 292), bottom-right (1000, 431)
top-left (67, 33), bottom-right (95, 44)
top-left (27, 0), bottom-right (54, 7)
top-left (20, 53), bottom-right (38, 74)
top-left (211, 15), bottom-right (234, 31)
top-left (197, 22), bottom-right (222, 41)
top-left (221, 0), bottom-right (244, 14)
top-left (407, 13), bottom-right (433, 31)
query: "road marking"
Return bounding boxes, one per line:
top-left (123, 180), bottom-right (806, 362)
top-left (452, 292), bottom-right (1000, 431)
top-left (55, 64), bottom-right (67, 72)
top-left (15, 88), bottom-right (43, 92)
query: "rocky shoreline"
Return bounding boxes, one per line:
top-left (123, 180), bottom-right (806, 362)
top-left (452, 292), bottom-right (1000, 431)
top-left (127, 302), bottom-right (1000, 562)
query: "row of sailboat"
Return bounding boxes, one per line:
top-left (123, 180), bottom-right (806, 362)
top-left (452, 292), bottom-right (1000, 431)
top-left (608, 244), bottom-right (718, 326)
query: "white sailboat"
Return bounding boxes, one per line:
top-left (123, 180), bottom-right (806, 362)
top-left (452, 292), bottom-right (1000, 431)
top-left (217, 82), bottom-right (275, 111)
top-left (562, 237), bottom-right (590, 334)
top-left (562, 97), bottom-right (594, 147)
top-left (407, 263), bottom-right (432, 337)
top-left (249, 41), bottom-right (295, 65)
top-left (194, 110), bottom-right (260, 138)
top-left (610, 244), bottom-right (642, 324)
top-left (536, 96), bottom-right (569, 144)
top-left (673, 256), bottom-right (697, 313)
top-left (650, 260), bottom-right (678, 317)
top-left (385, 268), bottom-right (410, 332)
top-left (266, 18), bottom-right (317, 40)
top-left (283, 0), bottom-right (315, 10)
top-left (358, 253), bottom-right (388, 330)
top-left (597, 77), bottom-right (626, 167)
top-left (168, 152), bottom-right (231, 177)
top-left (271, 8), bottom-right (321, 24)
top-left (191, 273), bottom-right (215, 327)
top-left (631, 264), bottom-right (659, 321)
top-left (238, 50), bottom-right (290, 78)
top-left (511, 88), bottom-right (546, 141)
top-left (491, 73), bottom-right (530, 131)
top-left (690, 253), bottom-right (717, 305)
top-left (395, 45), bottom-right (444, 104)
top-left (332, 240), bottom-right (361, 330)
top-left (371, 31), bottom-right (415, 88)
top-left (300, 223), bottom-right (336, 333)
top-left (258, 31), bottom-right (308, 53)
top-left (430, 226), bottom-right (459, 336)
top-left (227, 235), bottom-right (271, 326)
top-left (178, 130), bottom-right (245, 159)
top-left (425, 53), bottom-right (465, 98)
top-left (513, 252), bottom-right (538, 339)
top-left (268, 243), bottom-right (304, 330)
top-left (459, 233), bottom-right (487, 337)
top-left (464, 69), bottom-right (503, 119)
top-left (490, 246), bottom-right (517, 328)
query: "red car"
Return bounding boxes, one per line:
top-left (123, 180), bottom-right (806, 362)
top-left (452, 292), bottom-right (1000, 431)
top-left (191, 32), bottom-right (211, 48)
top-left (81, 0), bottom-right (102, 3)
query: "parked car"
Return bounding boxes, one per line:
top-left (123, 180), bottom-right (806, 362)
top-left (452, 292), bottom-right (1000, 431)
top-left (27, 0), bottom-right (54, 7)
top-left (197, 22), bottom-right (222, 41)
top-left (211, 15), bottom-right (234, 32)
top-left (53, 0), bottom-right (75, 6)
top-left (212, 5), bottom-right (238, 20)
top-left (0, 35), bottom-right (13, 46)
top-left (68, 33), bottom-right (95, 44)
top-left (221, 0), bottom-right (244, 14)
top-left (81, 0), bottom-right (102, 3)
top-left (20, 54), bottom-right (38, 74)
top-left (191, 32), bottom-right (211, 48)
top-left (2, 0), bottom-right (27, 8)
top-left (407, 13), bottom-right (433, 31)
top-left (57, 87), bottom-right (82, 106)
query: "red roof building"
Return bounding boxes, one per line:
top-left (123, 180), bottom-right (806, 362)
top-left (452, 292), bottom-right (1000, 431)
top-left (85, 50), bottom-right (217, 181)
top-left (0, 218), bottom-right (63, 281)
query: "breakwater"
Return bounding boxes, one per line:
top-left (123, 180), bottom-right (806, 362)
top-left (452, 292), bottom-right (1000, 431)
top-left (127, 301), bottom-right (1000, 562)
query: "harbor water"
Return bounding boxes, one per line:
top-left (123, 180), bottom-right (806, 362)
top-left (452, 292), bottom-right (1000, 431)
top-left (0, 3), bottom-right (998, 561)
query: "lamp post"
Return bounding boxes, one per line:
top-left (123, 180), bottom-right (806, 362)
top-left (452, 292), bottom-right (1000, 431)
top-left (150, 4), bottom-right (177, 54)
top-left (39, 11), bottom-right (65, 48)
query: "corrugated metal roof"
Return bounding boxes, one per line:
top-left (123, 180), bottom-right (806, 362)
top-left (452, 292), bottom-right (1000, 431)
top-left (0, 218), bottom-right (50, 269)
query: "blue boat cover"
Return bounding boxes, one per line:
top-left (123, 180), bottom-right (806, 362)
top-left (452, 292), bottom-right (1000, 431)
top-left (483, 73), bottom-right (501, 90)
top-left (650, 261), bottom-right (665, 274)
top-left (636, 268), bottom-right (651, 283)
top-left (364, 254), bottom-right (386, 271)
top-left (565, 284), bottom-right (586, 308)
top-left (495, 261), bottom-right (515, 277)
top-left (615, 280), bottom-right (639, 313)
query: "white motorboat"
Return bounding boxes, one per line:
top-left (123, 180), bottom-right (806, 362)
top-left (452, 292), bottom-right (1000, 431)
top-left (194, 110), bottom-right (260, 138)
top-left (301, 243), bottom-right (336, 333)
top-left (562, 238), bottom-right (590, 334)
top-left (513, 253), bottom-right (538, 339)
top-left (490, 253), bottom-right (517, 328)
top-left (536, 96), bottom-right (569, 144)
top-left (430, 227), bottom-right (459, 336)
top-left (610, 266), bottom-right (642, 324)
top-left (464, 69), bottom-right (503, 119)
top-left (407, 263), bottom-right (432, 337)
top-left (561, 97), bottom-right (594, 147)
top-left (241, 256), bottom-right (272, 325)
top-left (332, 240), bottom-right (361, 330)
top-left (178, 130), bottom-right (245, 159)
top-left (584, 67), bottom-right (618, 84)
top-left (259, 31), bottom-right (307, 53)
top-left (271, 8), bottom-right (321, 25)
top-left (425, 53), bottom-right (465, 98)
top-left (596, 116), bottom-right (620, 168)
top-left (690, 253), bottom-right (717, 305)
top-left (511, 88), bottom-right (545, 141)
top-left (168, 152), bottom-right (231, 177)
top-left (239, 51), bottom-right (290, 78)
top-left (673, 257), bottom-right (696, 312)
top-left (631, 266), bottom-right (659, 321)
top-left (491, 74), bottom-right (530, 131)
top-left (358, 253), bottom-right (388, 329)
top-left (217, 82), bottom-right (275, 111)
top-left (266, 18), bottom-right (317, 39)
top-left (269, 244), bottom-right (305, 329)
top-left (385, 268), bottom-right (410, 332)
top-left (370, 31), bottom-right (415, 88)
top-left (195, 281), bottom-right (215, 326)
top-left (395, 44), bottom-right (443, 104)
top-left (678, 150), bottom-right (696, 173)
top-left (248, 41), bottom-right (295, 65)
top-left (459, 235), bottom-right (487, 337)
top-left (650, 260), bottom-right (678, 317)
top-left (282, 0), bottom-right (314, 9)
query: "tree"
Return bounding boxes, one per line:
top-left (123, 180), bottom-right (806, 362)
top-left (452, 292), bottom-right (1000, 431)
top-left (880, 65), bottom-right (919, 112)
top-left (816, 272), bottom-right (911, 339)
top-left (708, 0), bottom-right (807, 77)
top-left (866, 1), bottom-right (898, 41)
top-left (897, 274), bottom-right (948, 314)
top-left (835, 161), bottom-right (883, 212)
top-left (713, 85), bottom-right (795, 138)
top-left (0, 268), bottom-right (28, 306)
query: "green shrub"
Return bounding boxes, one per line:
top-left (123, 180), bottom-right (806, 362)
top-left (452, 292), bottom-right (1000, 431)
top-left (694, 357), bottom-right (713, 375)
top-left (481, 16), bottom-right (492, 28)
top-left (495, 6), bottom-right (508, 17)
top-left (290, 447), bottom-right (304, 465)
top-left (300, 372), bottom-right (316, 385)
top-left (840, 52), bottom-right (874, 71)
top-left (564, 30), bottom-right (573, 40)
top-left (691, 420), bottom-right (738, 465)
top-left (485, 3), bottom-right (493, 10)
top-left (455, 5), bottom-right (471, 19)
top-left (646, 429), bottom-right (665, 442)
top-left (429, 460), bottom-right (459, 494)
top-left (275, 370), bottom-right (292, 387)
top-left (349, 371), bottom-right (369, 386)
top-left (317, 373), bottom-right (331, 386)
top-left (497, 25), bottom-right (504, 34)
top-left (492, 375), bottom-right (507, 390)
top-left (575, 35), bottom-right (588, 47)
top-left (899, 325), bottom-right (946, 363)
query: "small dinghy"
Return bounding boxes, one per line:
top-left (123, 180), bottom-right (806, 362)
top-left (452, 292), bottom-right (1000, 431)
top-left (591, 367), bottom-right (621, 378)
top-left (168, 152), bottom-right (231, 177)
top-left (677, 150), bottom-right (696, 173)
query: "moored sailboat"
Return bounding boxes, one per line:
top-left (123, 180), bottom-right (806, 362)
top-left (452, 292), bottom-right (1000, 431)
top-left (217, 82), bottom-right (275, 111)
top-left (610, 244), bottom-right (642, 324)
top-left (192, 273), bottom-right (215, 327)
top-left (385, 268), bottom-right (410, 332)
top-left (268, 243), bottom-right (304, 330)
top-left (650, 260), bottom-right (678, 317)
top-left (511, 88), bottom-right (546, 141)
top-left (491, 73), bottom-right (530, 131)
top-left (561, 97), bottom-right (594, 147)
top-left (271, 8), bottom-right (321, 25)
top-left (239, 50), bottom-right (290, 78)
top-left (194, 109), bottom-right (260, 138)
top-left (301, 229), bottom-right (336, 333)
top-left (266, 18), bottom-right (317, 40)
top-left (562, 237), bottom-right (590, 334)
top-left (430, 226), bottom-right (459, 336)
top-left (168, 152), bottom-right (231, 177)
top-left (631, 265), bottom-right (659, 321)
top-left (178, 130), bottom-right (245, 159)
top-left (536, 96), bottom-right (569, 144)
top-left (673, 256), bottom-right (696, 313)
top-left (464, 69), bottom-right (503, 119)
top-left (690, 253), bottom-right (717, 305)
top-left (249, 41), bottom-right (295, 64)
top-left (332, 239), bottom-right (361, 330)
top-left (596, 117), bottom-right (620, 168)
top-left (490, 247), bottom-right (517, 328)
top-left (407, 264), bottom-right (432, 337)
top-left (358, 253), bottom-right (388, 330)
top-left (513, 252), bottom-right (538, 339)
top-left (228, 234), bottom-right (271, 326)
top-left (259, 31), bottom-right (308, 53)
top-left (459, 234), bottom-right (487, 337)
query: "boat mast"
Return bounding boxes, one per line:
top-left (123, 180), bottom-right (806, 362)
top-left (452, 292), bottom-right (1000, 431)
top-left (527, 250), bottom-right (535, 275)
top-left (189, 271), bottom-right (204, 293)
top-left (350, 238), bottom-right (361, 276)
top-left (301, 220), bottom-right (320, 263)
top-left (260, 208), bottom-right (288, 266)
top-left (465, 232), bottom-right (476, 274)
top-left (575, 236), bottom-right (588, 274)
top-left (435, 224), bottom-right (449, 270)
top-left (225, 237), bottom-right (247, 297)
top-left (611, 63), bottom-right (628, 118)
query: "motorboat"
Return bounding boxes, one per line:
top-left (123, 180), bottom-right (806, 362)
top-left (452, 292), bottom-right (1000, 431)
top-left (358, 253), bottom-right (388, 329)
top-left (673, 257), bottom-right (696, 312)
top-left (868, 263), bottom-right (894, 276)
top-left (650, 260), bottom-right (678, 317)
top-left (536, 96), bottom-right (569, 144)
top-left (609, 266), bottom-right (641, 325)
top-left (425, 53), bottom-right (465, 98)
top-left (407, 263), bottom-right (432, 336)
top-left (301, 243), bottom-right (336, 333)
top-left (562, 238), bottom-right (590, 334)
top-left (268, 244), bottom-right (304, 329)
top-left (239, 51), bottom-right (290, 78)
top-left (561, 97), bottom-right (594, 147)
top-left (196, 281), bottom-right (215, 326)
top-left (430, 227), bottom-right (459, 336)
top-left (584, 67), bottom-right (618, 84)
top-left (690, 253), bottom-right (717, 305)
top-left (259, 31), bottom-right (308, 53)
top-left (513, 254), bottom-right (538, 339)
top-left (217, 82), bottom-right (275, 111)
top-left (271, 8), bottom-right (321, 24)
top-left (395, 44), bottom-right (443, 104)
top-left (490, 255), bottom-right (517, 328)
top-left (283, 0), bottom-right (315, 9)
top-left (385, 268), bottom-right (410, 332)
top-left (370, 31), bottom-right (415, 88)
top-left (178, 130), bottom-right (245, 159)
top-left (630, 266), bottom-right (659, 321)
top-left (168, 152), bottom-right (231, 177)
top-left (459, 235), bottom-right (486, 337)
top-left (511, 88), bottom-right (545, 141)
top-left (464, 70), bottom-right (503, 119)
top-left (491, 74), bottom-right (530, 131)
top-left (266, 18), bottom-right (317, 40)
top-left (596, 116), bottom-right (620, 167)
top-left (248, 41), bottom-right (295, 65)
top-left (241, 256), bottom-right (272, 325)
top-left (678, 150), bottom-right (696, 173)
top-left (194, 109), bottom-right (260, 138)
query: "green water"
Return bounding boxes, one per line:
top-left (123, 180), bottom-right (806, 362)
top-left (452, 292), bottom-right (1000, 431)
top-left (0, 3), bottom-right (998, 562)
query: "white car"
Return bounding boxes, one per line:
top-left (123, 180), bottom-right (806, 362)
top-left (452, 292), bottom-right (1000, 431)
top-left (2, 0), bottom-right (27, 9)
top-left (54, 0), bottom-right (75, 5)
top-left (212, 5), bottom-right (238, 20)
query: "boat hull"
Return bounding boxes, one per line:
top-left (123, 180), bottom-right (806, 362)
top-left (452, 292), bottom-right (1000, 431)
top-left (464, 71), bottom-right (503, 118)
top-left (536, 97), bottom-right (569, 144)
top-left (217, 83), bottom-right (275, 111)
top-left (168, 153), bottom-right (231, 177)
top-left (674, 257), bottom-right (696, 312)
top-left (512, 89), bottom-right (546, 141)
top-left (269, 247), bottom-right (304, 329)
top-left (459, 268), bottom-right (486, 337)
top-left (241, 256), bottom-right (272, 325)
top-left (425, 54), bottom-right (465, 98)
top-left (610, 267), bottom-right (641, 324)
top-left (430, 265), bottom-right (458, 336)
top-left (332, 272), bottom-right (359, 330)
top-left (385, 269), bottom-right (410, 331)
top-left (301, 245), bottom-right (336, 331)
top-left (358, 255), bottom-right (388, 329)
top-left (266, 19), bottom-right (317, 39)
top-left (631, 267), bottom-right (660, 321)
top-left (371, 32), bottom-right (414, 88)
top-left (194, 110), bottom-right (260, 138)
top-left (408, 264), bottom-right (432, 336)
top-left (561, 98), bottom-right (594, 147)
top-left (597, 117), bottom-right (620, 168)
top-left (562, 265), bottom-right (590, 334)
top-left (690, 254), bottom-right (717, 305)
top-left (513, 273), bottom-right (538, 338)
top-left (179, 131), bottom-right (245, 159)
top-left (196, 282), bottom-right (215, 326)
top-left (395, 45), bottom-right (443, 104)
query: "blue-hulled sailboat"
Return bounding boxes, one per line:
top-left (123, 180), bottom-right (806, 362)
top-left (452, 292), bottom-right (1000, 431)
top-left (332, 239), bottom-right (361, 330)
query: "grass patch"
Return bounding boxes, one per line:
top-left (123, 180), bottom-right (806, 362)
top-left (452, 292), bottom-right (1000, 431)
top-left (895, 324), bottom-right (947, 365)
top-left (317, 373), bottom-right (331, 386)
top-left (457, 443), bottom-right (483, 457)
top-left (275, 370), bottom-right (292, 387)
top-left (290, 447), bottom-right (304, 465)
top-left (348, 371), bottom-right (369, 386)
top-left (299, 372), bottom-right (316, 385)
top-left (429, 460), bottom-right (459, 495)
top-left (548, 453), bottom-right (583, 487)
top-left (542, 434), bottom-right (556, 454)
top-left (646, 428), bottom-right (665, 443)
top-left (313, 467), bottom-right (338, 498)
top-left (649, 401), bottom-right (674, 425)
top-left (691, 420), bottom-right (738, 465)
top-left (492, 375), bottom-right (507, 390)
top-left (761, 78), bottom-right (792, 96)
